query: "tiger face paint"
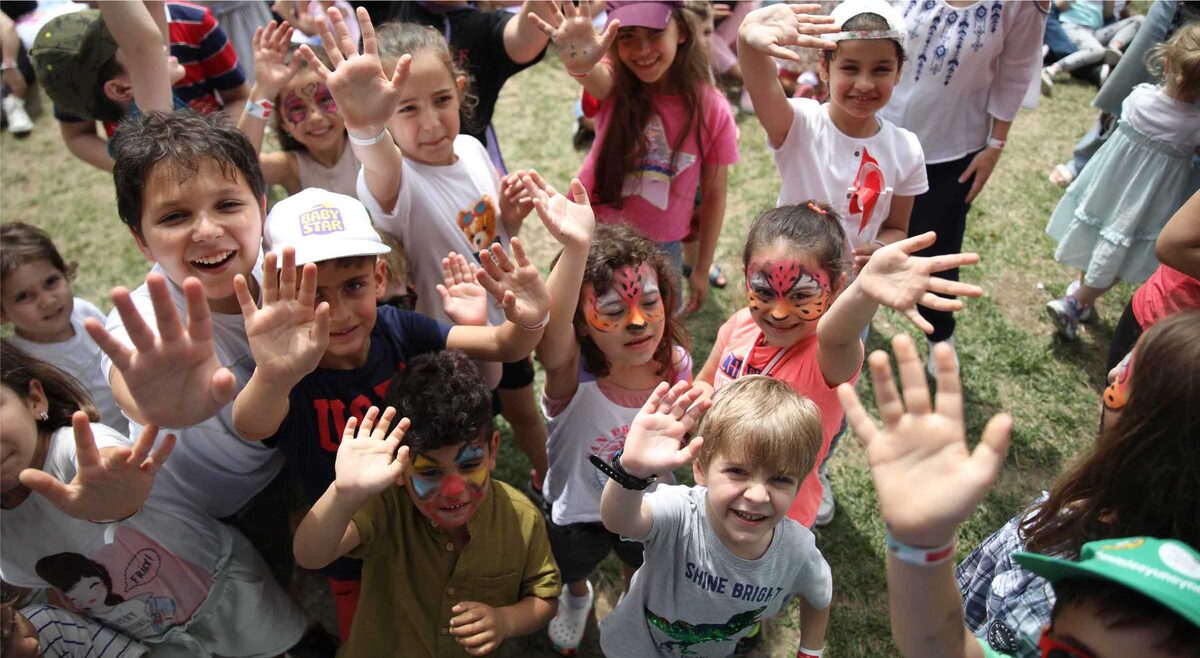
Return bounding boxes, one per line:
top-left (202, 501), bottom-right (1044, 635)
top-left (406, 441), bottom-right (491, 528)
top-left (583, 263), bottom-right (665, 333)
top-left (746, 259), bottom-right (832, 322)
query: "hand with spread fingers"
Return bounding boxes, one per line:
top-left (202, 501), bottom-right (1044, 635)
top-left (333, 406), bottom-right (411, 502)
top-left (475, 238), bottom-right (551, 330)
top-left (526, 0), bottom-right (620, 77)
top-left (522, 175), bottom-right (595, 251)
top-left (235, 248), bottom-right (330, 385)
top-left (738, 3), bottom-right (838, 61)
top-left (251, 20), bottom-right (301, 100)
top-left (618, 381), bottom-right (713, 480)
top-left (438, 252), bottom-right (489, 327)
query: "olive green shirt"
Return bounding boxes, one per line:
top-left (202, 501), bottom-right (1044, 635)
top-left (343, 480), bottom-right (561, 657)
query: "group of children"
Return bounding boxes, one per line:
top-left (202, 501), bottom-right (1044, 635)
top-left (1, 0), bottom-right (1197, 657)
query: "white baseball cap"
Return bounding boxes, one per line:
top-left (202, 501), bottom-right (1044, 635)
top-left (263, 188), bottom-right (391, 266)
top-left (829, 0), bottom-right (907, 52)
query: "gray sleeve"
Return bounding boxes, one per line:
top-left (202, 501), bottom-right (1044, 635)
top-left (640, 484), bottom-right (693, 545)
top-left (791, 532), bottom-right (833, 609)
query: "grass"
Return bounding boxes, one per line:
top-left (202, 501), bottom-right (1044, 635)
top-left (0, 52), bottom-right (1115, 657)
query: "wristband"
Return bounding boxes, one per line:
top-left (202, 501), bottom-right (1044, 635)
top-left (886, 530), bottom-right (955, 566)
top-left (518, 311), bottom-right (550, 332)
top-left (986, 137), bottom-right (1006, 150)
top-left (588, 448), bottom-right (657, 491)
top-left (797, 648), bottom-right (824, 658)
top-left (348, 127), bottom-right (389, 146)
top-left (0, 60), bottom-right (15, 72)
top-left (871, 239), bottom-right (886, 248)
top-left (243, 98), bottom-right (273, 120)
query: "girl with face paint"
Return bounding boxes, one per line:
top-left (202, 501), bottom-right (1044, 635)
top-left (696, 201), bottom-right (984, 529)
top-left (519, 176), bottom-right (692, 654)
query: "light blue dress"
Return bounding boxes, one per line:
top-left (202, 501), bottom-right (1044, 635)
top-left (1046, 84), bottom-right (1200, 288)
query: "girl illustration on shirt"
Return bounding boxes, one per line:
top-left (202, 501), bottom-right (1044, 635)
top-left (36, 553), bottom-right (177, 636)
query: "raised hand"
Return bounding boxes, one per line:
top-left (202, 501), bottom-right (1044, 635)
top-left (437, 252), bottom-right (489, 327)
top-left (526, 0), bottom-right (619, 76)
top-left (450, 601), bottom-right (509, 656)
top-left (856, 232), bottom-right (984, 334)
top-left (235, 248), bottom-right (330, 385)
top-left (497, 169), bottom-right (537, 229)
top-left (522, 175), bottom-right (595, 250)
top-left (476, 238), bottom-right (550, 329)
top-left (739, 3), bottom-right (838, 60)
top-left (297, 6), bottom-right (410, 135)
top-left (84, 274), bottom-right (237, 428)
top-left (620, 381), bottom-right (712, 479)
top-left (19, 413), bottom-right (175, 522)
top-left (251, 20), bottom-right (300, 98)
top-left (838, 336), bottom-right (1011, 547)
top-left (333, 406), bottom-right (411, 502)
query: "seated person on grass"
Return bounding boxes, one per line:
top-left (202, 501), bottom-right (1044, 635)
top-left (293, 350), bottom-right (562, 657)
top-left (598, 377), bottom-right (832, 658)
top-left (30, 1), bottom-right (248, 171)
top-left (229, 187), bottom-right (550, 640)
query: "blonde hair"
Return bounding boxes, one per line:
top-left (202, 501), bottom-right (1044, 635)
top-left (696, 376), bottom-right (822, 478)
top-left (1149, 20), bottom-right (1200, 99)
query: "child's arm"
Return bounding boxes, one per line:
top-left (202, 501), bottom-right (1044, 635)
top-left (449, 596), bottom-right (557, 656)
top-left (445, 239), bottom-right (550, 363)
top-left (684, 164), bottom-right (728, 314)
top-left (298, 7), bottom-right (409, 212)
top-left (738, 4), bottom-right (836, 148)
top-left (816, 232), bottom-right (983, 386)
top-left (294, 407), bottom-right (411, 569)
top-left (837, 336), bottom-right (1011, 658)
top-left (59, 121), bottom-right (114, 172)
top-left (851, 195), bottom-right (914, 274)
top-left (526, 0), bottom-right (620, 100)
top-left (438, 252), bottom-right (491, 328)
top-left (236, 21), bottom-right (300, 156)
top-left (504, 0), bottom-right (554, 64)
top-left (19, 413), bottom-right (175, 522)
top-left (231, 249), bottom-right (330, 440)
top-left (797, 599), bottom-right (829, 657)
top-left (1156, 189), bottom-right (1200, 278)
top-left (521, 175), bottom-right (596, 399)
top-left (600, 381), bottom-right (711, 539)
top-left (85, 275), bottom-right (240, 428)
top-left (98, 1), bottom-right (173, 114)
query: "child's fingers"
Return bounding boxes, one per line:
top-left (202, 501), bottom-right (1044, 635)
top-left (892, 334), bottom-right (932, 415)
top-left (488, 243), bottom-right (516, 271)
top-left (146, 274), bottom-right (185, 343)
top-left (510, 237), bottom-right (531, 268)
top-left (867, 349), bottom-right (904, 427)
top-left (894, 231), bottom-right (938, 255)
top-left (144, 432), bottom-right (176, 472)
top-left (526, 11), bottom-right (558, 39)
top-left (357, 406), bottom-right (380, 437)
top-left (341, 415), bottom-right (359, 442)
top-left (969, 413), bottom-right (1013, 486)
top-left (764, 43), bottom-right (803, 62)
top-left (278, 247), bottom-right (298, 301)
top-left (181, 278), bottom-right (216, 344)
top-left (313, 302), bottom-right (331, 343)
top-left (261, 250), bottom-right (280, 303)
top-left (640, 381), bottom-right (671, 416)
top-left (392, 445), bottom-right (411, 481)
top-left (923, 252), bottom-right (981, 275)
top-left (234, 274), bottom-right (259, 320)
top-left (926, 276), bottom-right (983, 298)
top-left (208, 367), bottom-right (239, 410)
top-left (837, 383), bottom-right (879, 449)
top-left (386, 417), bottom-right (411, 444)
top-left (252, 25), bottom-right (264, 50)
top-left (917, 293), bottom-right (963, 313)
top-left (436, 284), bottom-right (451, 305)
top-left (902, 306), bottom-right (936, 334)
top-left (71, 411), bottom-right (101, 469)
top-left (472, 261), bottom-right (507, 302)
top-left (84, 317), bottom-right (134, 373)
top-left (441, 256), bottom-right (455, 285)
top-left (327, 6), bottom-right (358, 57)
top-left (598, 19), bottom-right (621, 51)
top-left (18, 469), bottom-right (74, 509)
top-left (568, 178), bottom-right (589, 205)
top-left (297, 44), bottom-right (332, 77)
top-left (390, 53), bottom-right (413, 90)
top-left (312, 15), bottom-right (343, 65)
top-left (126, 421), bottom-right (159, 467)
top-left (680, 397), bottom-right (713, 436)
top-left (681, 435), bottom-right (705, 462)
top-left (358, 6), bottom-right (378, 55)
top-left (298, 262), bottom-right (319, 307)
top-left (374, 407), bottom-right (398, 440)
top-left (931, 342), bottom-right (963, 421)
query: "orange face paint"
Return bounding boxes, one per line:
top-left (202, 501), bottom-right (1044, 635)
top-left (584, 264), bottom-right (664, 332)
top-left (746, 260), bottom-right (831, 322)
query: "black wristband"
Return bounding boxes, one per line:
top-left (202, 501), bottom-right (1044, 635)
top-left (588, 449), bottom-right (657, 491)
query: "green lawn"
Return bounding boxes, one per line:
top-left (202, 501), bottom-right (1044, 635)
top-left (0, 52), bottom-right (1113, 657)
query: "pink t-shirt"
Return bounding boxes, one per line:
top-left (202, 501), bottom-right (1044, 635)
top-left (711, 309), bottom-right (860, 527)
top-left (1132, 264), bottom-right (1200, 329)
top-left (578, 83), bottom-right (739, 242)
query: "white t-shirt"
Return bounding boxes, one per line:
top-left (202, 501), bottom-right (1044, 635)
top-left (773, 98), bottom-right (928, 249)
top-left (0, 424), bottom-right (228, 641)
top-left (1123, 84), bottom-right (1200, 149)
top-left (99, 264), bottom-right (283, 519)
top-left (357, 135), bottom-right (509, 326)
top-left (599, 485), bottom-right (833, 657)
top-left (8, 298), bottom-right (128, 436)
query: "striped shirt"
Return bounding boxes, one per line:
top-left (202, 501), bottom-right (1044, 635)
top-left (21, 604), bottom-right (149, 658)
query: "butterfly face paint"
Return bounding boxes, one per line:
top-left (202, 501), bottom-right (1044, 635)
top-left (281, 82), bottom-right (338, 126)
top-left (584, 264), bottom-right (665, 333)
top-left (746, 260), bottom-right (832, 322)
top-left (407, 442), bottom-right (490, 528)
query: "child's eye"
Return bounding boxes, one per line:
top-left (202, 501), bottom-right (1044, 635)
top-left (435, 94), bottom-right (454, 106)
top-left (159, 212), bottom-right (186, 224)
top-left (397, 104), bottom-right (416, 115)
top-left (458, 461), bottom-right (483, 472)
top-left (13, 291), bottom-right (32, 303)
top-left (724, 467), bottom-right (748, 477)
top-left (770, 475), bottom-right (796, 486)
top-left (345, 280), bottom-right (366, 293)
top-left (414, 469), bottom-right (442, 478)
top-left (44, 274), bottom-right (63, 288)
top-left (218, 200), bottom-right (243, 211)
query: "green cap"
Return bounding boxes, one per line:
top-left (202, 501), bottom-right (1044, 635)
top-left (30, 9), bottom-right (120, 121)
top-left (1015, 536), bottom-right (1200, 628)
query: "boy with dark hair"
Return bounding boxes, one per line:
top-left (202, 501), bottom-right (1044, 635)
top-left (30, 2), bottom-right (248, 171)
top-left (229, 186), bottom-right (551, 639)
top-left (838, 335), bottom-right (1200, 658)
top-left (293, 350), bottom-right (561, 657)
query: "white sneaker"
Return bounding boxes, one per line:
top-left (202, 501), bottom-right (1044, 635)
top-left (2, 95), bottom-right (32, 134)
top-left (926, 336), bottom-right (959, 377)
top-left (1066, 280), bottom-right (1096, 322)
top-left (815, 463), bottom-right (835, 527)
top-left (548, 581), bottom-right (593, 655)
top-left (1040, 68), bottom-right (1055, 97)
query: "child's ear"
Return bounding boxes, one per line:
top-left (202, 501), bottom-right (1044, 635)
top-left (487, 430), bottom-right (500, 470)
top-left (103, 76), bottom-right (134, 103)
top-left (25, 379), bottom-right (49, 418)
top-left (130, 227), bottom-right (156, 264)
top-left (818, 52), bottom-right (831, 83)
top-left (456, 75), bottom-right (466, 94)
top-left (692, 459), bottom-right (707, 486)
top-left (374, 258), bottom-right (388, 301)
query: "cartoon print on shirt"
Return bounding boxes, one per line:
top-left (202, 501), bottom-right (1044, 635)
top-left (457, 195), bottom-right (498, 252)
top-left (645, 606), bottom-right (766, 655)
top-left (848, 147), bottom-right (885, 235)
top-left (621, 114), bottom-right (698, 210)
top-left (903, 0), bottom-right (1004, 84)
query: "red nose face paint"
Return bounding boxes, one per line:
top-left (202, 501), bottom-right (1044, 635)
top-left (746, 260), bottom-right (832, 321)
top-left (584, 263), bottom-right (664, 332)
top-left (439, 473), bottom-right (465, 498)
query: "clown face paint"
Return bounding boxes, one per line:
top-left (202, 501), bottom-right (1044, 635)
top-left (406, 442), bottom-right (490, 528)
top-left (584, 263), bottom-right (665, 333)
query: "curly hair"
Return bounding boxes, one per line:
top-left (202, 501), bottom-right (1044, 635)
top-left (374, 21), bottom-right (479, 135)
top-left (742, 201), bottom-right (850, 284)
top-left (1022, 310), bottom-right (1200, 558)
top-left (1147, 20), bottom-right (1200, 100)
top-left (566, 224), bottom-right (689, 379)
top-left (384, 350), bottom-right (493, 452)
top-left (1, 222), bottom-right (78, 282)
top-left (1, 340), bottom-right (99, 433)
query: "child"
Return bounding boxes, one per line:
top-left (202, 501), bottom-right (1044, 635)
top-left (519, 176), bottom-right (691, 653)
top-left (0, 341), bottom-right (307, 656)
top-left (230, 187), bottom-right (550, 639)
top-left (293, 350), bottom-right (562, 657)
top-left (1045, 23), bottom-right (1200, 340)
top-left (697, 203), bottom-right (983, 527)
top-left (596, 377), bottom-right (831, 657)
top-left (299, 8), bottom-right (550, 483)
top-left (528, 0), bottom-right (740, 313)
top-left (738, 0), bottom-right (928, 273)
top-left (1, 222), bottom-right (127, 435)
top-left (838, 334), bottom-right (1200, 658)
top-left (955, 310), bottom-right (1200, 658)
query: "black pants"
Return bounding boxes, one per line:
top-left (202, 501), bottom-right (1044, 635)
top-left (908, 151), bottom-right (978, 343)
top-left (1106, 299), bottom-right (1143, 372)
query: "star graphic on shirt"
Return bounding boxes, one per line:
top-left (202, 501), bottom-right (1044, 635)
top-left (621, 114), bottom-right (697, 210)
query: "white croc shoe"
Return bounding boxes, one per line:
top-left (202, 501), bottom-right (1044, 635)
top-left (548, 581), bottom-right (593, 655)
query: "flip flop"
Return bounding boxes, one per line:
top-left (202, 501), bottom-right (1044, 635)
top-left (709, 265), bottom-right (727, 289)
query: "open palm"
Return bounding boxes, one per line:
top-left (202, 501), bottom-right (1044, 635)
top-left (740, 4), bottom-right (838, 60)
top-left (236, 249), bottom-right (329, 384)
top-left (523, 176), bottom-right (595, 250)
top-left (334, 407), bottom-right (411, 500)
top-left (252, 20), bottom-right (300, 97)
top-left (438, 252), bottom-right (489, 326)
top-left (856, 232), bottom-right (984, 334)
top-left (527, 0), bottom-right (619, 76)
top-left (476, 238), bottom-right (550, 329)
top-left (620, 382), bottom-right (712, 479)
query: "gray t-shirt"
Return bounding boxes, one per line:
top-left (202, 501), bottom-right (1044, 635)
top-left (600, 485), bottom-right (833, 657)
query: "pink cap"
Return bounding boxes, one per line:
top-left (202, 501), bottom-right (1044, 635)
top-left (606, 0), bottom-right (682, 30)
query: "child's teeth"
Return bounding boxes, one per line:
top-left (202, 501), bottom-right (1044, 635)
top-left (194, 251), bottom-right (232, 265)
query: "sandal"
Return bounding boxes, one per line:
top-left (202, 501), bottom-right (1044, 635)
top-left (708, 265), bottom-right (727, 289)
top-left (1049, 164), bottom-right (1075, 188)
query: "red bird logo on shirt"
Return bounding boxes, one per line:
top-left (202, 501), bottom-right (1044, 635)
top-left (849, 147), bottom-right (884, 235)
